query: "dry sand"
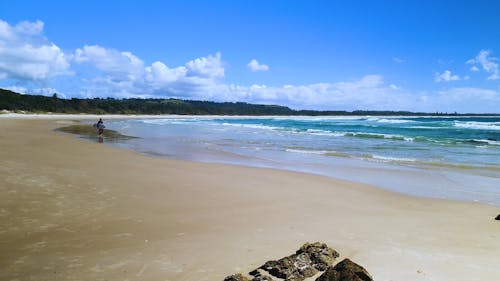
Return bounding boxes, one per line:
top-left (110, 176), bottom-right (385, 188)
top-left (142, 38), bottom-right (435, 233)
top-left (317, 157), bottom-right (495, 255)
top-left (0, 118), bottom-right (499, 281)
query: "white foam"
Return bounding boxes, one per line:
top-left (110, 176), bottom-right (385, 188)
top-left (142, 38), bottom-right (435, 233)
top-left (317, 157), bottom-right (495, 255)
top-left (141, 118), bottom-right (206, 125)
top-left (473, 139), bottom-right (500, 146)
top-left (376, 118), bottom-right (413, 124)
top-left (409, 126), bottom-right (442, 129)
top-left (140, 119), bottom-right (169, 125)
top-left (305, 129), bottom-right (345, 137)
top-left (454, 121), bottom-right (500, 131)
top-left (220, 122), bottom-right (282, 131)
top-left (276, 116), bottom-right (368, 121)
top-left (285, 148), bottom-right (332, 155)
top-left (371, 155), bottom-right (417, 162)
top-left (345, 132), bottom-right (414, 141)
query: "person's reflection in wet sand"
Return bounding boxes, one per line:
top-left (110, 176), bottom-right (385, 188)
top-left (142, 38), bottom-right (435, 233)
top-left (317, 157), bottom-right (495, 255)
top-left (98, 136), bottom-right (104, 143)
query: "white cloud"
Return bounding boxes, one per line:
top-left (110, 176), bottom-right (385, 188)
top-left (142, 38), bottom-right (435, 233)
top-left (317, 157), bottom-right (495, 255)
top-left (438, 87), bottom-right (498, 101)
top-left (335, 74), bottom-right (383, 90)
top-left (435, 70), bottom-right (460, 82)
top-left (470, 65), bottom-right (479, 72)
top-left (145, 61), bottom-right (187, 85)
top-left (0, 20), bottom-right (72, 81)
top-left (3, 85), bottom-right (27, 94)
top-left (74, 45), bottom-right (144, 78)
top-left (467, 50), bottom-right (499, 80)
top-left (205, 75), bottom-right (416, 111)
top-left (393, 57), bottom-right (405, 63)
top-left (197, 77), bottom-right (500, 113)
top-left (2, 85), bottom-right (65, 98)
top-left (0, 19), bottom-right (44, 40)
top-left (72, 47), bottom-right (224, 99)
top-left (434, 87), bottom-right (500, 112)
top-left (13, 20), bottom-right (44, 36)
top-left (185, 52), bottom-right (224, 78)
top-left (247, 59), bottom-right (269, 72)
top-left (74, 73), bottom-right (406, 110)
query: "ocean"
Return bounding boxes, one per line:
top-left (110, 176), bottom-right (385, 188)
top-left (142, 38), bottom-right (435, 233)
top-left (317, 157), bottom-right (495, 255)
top-left (103, 116), bottom-right (500, 205)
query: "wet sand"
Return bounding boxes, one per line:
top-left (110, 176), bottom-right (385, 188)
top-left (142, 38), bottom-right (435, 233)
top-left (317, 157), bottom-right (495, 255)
top-left (0, 118), bottom-right (499, 281)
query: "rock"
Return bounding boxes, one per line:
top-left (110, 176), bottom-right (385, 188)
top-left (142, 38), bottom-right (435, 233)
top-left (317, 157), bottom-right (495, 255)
top-left (260, 253), bottom-right (316, 280)
top-left (258, 242), bottom-right (339, 281)
top-left (248, 269), bottom-right (275, 281)
top-left (298, 242), bottom-right (340, 271)
top-left (495, 214), bottom-right (500, 220)
top-left (252, 275), bottom-right (274, 281)
top-left (225, 272), bottom-right (274, 281)
top-left (315, 259), bottom-right (373, 281)
top-left (224, 273), bottom-right (251, 281)
top-left (249, 269), bottom-right (260, 276)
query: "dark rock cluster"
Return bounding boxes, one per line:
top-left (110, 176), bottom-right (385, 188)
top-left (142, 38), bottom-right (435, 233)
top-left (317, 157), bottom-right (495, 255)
top-left (316, 258), bottom-right (373, 281)
top-left (495, 214), bottom-right (500, 220)
top-left (257, 242), bottom-right (339, 280)
top-left (224, 273), bottom-right (251, 281)
top-left (223, 242), bottom-right (373, 281)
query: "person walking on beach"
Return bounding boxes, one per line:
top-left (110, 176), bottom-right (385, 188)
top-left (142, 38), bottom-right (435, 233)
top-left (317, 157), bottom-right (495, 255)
top-left (96, 118), bottom-right (105, 136)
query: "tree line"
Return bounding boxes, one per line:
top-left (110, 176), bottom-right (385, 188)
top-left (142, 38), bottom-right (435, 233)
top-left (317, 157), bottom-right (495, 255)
top-left (0, 88), bottom-right (496, 116)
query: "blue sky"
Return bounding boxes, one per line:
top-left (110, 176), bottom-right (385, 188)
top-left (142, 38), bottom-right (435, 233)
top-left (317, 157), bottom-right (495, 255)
top-left (1, 0), bottom-right (499, 113)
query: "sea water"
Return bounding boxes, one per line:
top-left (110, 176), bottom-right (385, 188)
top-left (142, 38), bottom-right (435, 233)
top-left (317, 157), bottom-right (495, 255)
top-left (104, 116), bottom-right (500, 205)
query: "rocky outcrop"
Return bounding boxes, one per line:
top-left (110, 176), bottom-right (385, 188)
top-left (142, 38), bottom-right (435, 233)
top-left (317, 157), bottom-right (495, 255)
top-left (495, 214), bottom-right (500, 220)
top-left (224, 242), bottom-right (376, 281)
top-left (315, 259), bottom-right (373, 281)
top-left (298, 242), bottom-right (339, 271)
top-left (258, 253), bottom-right (316, 280)
top-left (256, 242), bottom-right (339, 281)
top-left (224, 273), bottom-right (251, 281)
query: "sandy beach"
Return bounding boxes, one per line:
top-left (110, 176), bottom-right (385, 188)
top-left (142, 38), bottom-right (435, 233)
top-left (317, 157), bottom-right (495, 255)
top-left (0, 117), bottom-right (499, 281)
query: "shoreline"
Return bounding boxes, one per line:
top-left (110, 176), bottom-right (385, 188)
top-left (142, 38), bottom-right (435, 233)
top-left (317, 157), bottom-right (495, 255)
top-left (1, 118), bottom-right (499, 280)
top-left (54, 118), bottom-right (483, 208)
top-left (5, 113), bottom-right (499, 206)
top-left (14, 113), bottom-right (500, 206)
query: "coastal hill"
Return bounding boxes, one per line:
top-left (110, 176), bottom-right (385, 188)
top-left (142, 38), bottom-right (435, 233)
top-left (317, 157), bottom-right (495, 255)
top-left (0, 88), bottom-right (495, 116)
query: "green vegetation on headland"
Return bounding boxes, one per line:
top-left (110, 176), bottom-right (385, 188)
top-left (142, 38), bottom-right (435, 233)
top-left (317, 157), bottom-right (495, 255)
top-left (1, 88), bottom-right (498, 116)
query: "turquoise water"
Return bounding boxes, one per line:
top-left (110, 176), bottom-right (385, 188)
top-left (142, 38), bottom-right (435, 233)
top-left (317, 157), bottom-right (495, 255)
top-left (105, 116), bottom-right (500, 205)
